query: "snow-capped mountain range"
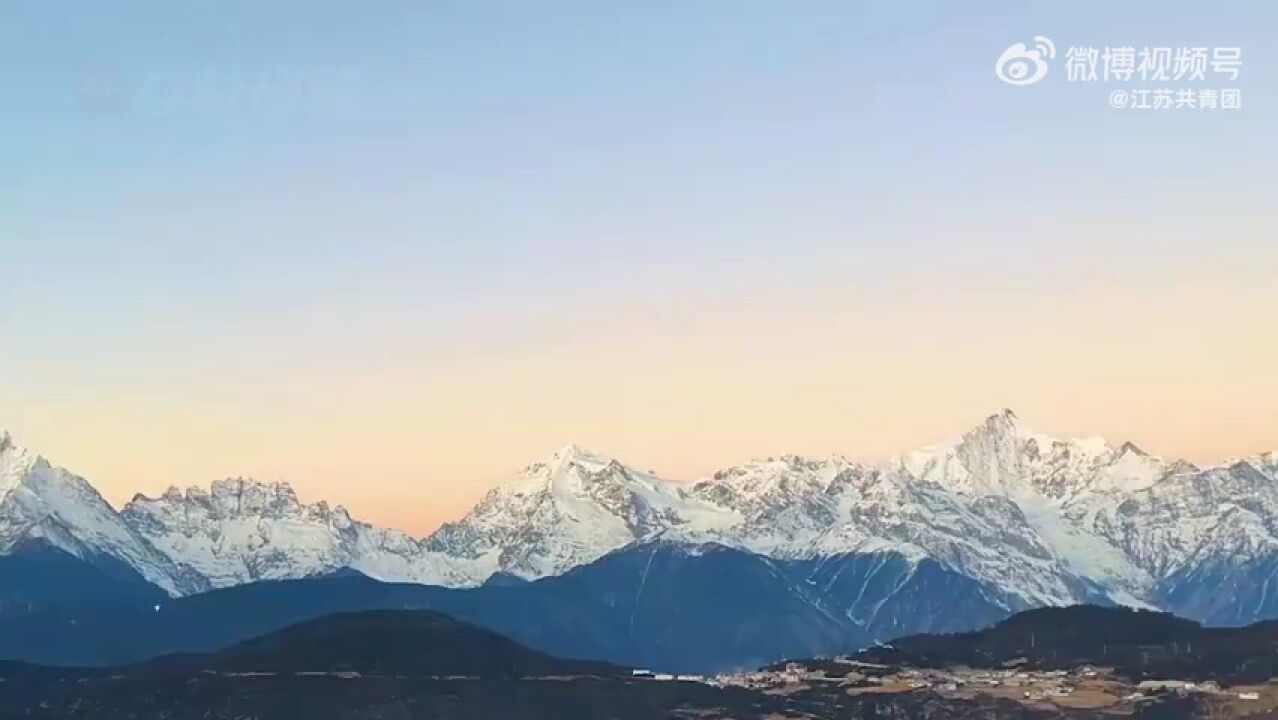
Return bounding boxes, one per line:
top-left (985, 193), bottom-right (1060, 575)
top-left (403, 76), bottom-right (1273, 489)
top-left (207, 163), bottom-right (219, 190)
top-left (3, 412), bottom-right (1277, 625)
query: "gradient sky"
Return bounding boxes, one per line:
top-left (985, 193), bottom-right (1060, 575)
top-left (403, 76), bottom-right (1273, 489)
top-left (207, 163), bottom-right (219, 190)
top-left (2, 1), bottom-right (1276, 534)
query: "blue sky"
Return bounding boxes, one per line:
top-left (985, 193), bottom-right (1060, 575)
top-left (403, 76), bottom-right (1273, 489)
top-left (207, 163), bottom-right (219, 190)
top-left (2, 1), bottom-right (1275, 531)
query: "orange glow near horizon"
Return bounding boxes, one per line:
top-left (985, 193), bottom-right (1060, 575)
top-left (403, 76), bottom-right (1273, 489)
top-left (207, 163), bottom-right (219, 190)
top-left (10, 275), bottom-right (1276, 536)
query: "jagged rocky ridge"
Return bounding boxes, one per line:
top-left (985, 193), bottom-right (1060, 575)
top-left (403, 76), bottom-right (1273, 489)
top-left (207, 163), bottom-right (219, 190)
top-left (3, 412), bottom-right (1278, 628)
top-left (121, 478), bottom-right (474, 588)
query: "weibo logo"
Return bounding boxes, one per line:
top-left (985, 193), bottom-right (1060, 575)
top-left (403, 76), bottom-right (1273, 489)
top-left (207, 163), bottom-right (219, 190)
top-left (996, 36), bottom-right (1056, 85)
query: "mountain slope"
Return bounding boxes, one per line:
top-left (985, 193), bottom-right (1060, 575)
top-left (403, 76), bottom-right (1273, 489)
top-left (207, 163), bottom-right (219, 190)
top-left (0, 543), bottom-right (864, 673)
top-left (785, 552), bottom-right (1037, 641)
top-left (454, 541), bottom-right (861, 672)
top-left (0, 540), bottom-right (166, 611)
top-left (0, 433), bottom-right (204, 596)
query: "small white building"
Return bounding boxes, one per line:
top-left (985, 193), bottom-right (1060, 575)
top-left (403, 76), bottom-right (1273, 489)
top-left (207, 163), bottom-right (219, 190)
top-left (1239, 692), bottom-right (1261, 701)
top-left (1138, 680), bottom-right (1187, 691)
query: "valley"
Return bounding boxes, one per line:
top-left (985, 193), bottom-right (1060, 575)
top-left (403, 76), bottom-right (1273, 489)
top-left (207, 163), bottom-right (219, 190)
top-left (6, 607), bottom-right (1278, 719)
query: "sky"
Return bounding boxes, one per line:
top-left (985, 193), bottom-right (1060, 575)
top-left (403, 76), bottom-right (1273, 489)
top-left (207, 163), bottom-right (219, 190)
top-left (2, 1), bottom-right (1276, 534)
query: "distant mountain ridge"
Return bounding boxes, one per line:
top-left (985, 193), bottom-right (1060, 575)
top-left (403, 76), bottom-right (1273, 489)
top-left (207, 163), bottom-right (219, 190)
top-left (3, 413), bottom-right (1278, 630)
top-left (0, 542), bottom-right (870, 672)
top-left (2, 539), bottom-right (1080, 673)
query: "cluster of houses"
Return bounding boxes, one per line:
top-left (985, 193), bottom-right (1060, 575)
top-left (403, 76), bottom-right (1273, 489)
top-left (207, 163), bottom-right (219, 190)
top-left (709, 664), bottom-right (810, 689)
top-left (629, 662), bottom-right (837, 688)
top-left (682, 658), bottom-right (1268, 705)
top-left (1132, 679), bottom-right (1260, 701)
top-left (854, 664), bottom-right (1093, 698)
top-left (705, 660), bottom-right (1104, 695)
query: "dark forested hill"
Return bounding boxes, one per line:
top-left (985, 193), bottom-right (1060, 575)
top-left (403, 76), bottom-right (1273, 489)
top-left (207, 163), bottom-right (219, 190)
top-left (188, 609), bottom-right (622, 678)
top-left (854, 605), bottom-right (1278, 683)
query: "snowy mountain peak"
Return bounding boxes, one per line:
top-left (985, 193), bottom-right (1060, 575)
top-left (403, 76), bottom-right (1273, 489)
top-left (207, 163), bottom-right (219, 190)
top-left (550, 442), bottom-right (600, 463)
top-left (903, 409), bottom-right (1053, 496)
top-left (1, 435), bottom-right (95, 504)
top-left (1225, 450), bottom-right (1277, 481)
top-left (425, 444), bottom-right (734, 580)
top-left (0, 432), bottom-right (205, 596)
top-left (548, 443), bottom-right (625, 472)
top-left (985, 407), bottom-right (1020, 427)
top-left (899, 409), bottom-right (1178, 501)
top-left (507, 444), bottom-right (633, 496)
top-left (1118, 440), bottom-right (1147, 458)
top-left (0, 432), bottom-right (35, 500)
top-left (1252, 451), bottom-right (1278, 478)
top-left (969, 408), bottom-right (1052, 447)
